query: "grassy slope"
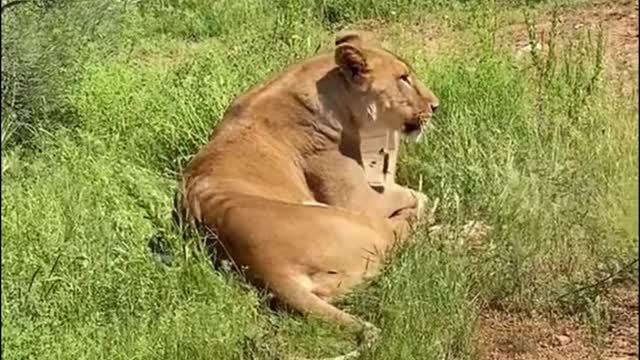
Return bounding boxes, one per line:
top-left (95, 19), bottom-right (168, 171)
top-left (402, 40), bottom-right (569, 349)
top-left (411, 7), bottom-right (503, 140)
top-left (2, 1), bottom-right (637, 359)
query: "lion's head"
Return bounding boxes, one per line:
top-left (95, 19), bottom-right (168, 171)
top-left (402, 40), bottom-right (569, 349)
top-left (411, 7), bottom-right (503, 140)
top-left (334, 32), bottom-right (439, 141)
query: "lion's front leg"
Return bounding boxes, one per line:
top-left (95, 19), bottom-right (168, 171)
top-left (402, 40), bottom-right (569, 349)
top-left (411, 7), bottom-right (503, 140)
top-left (377, 184), bottom-right (437, 225)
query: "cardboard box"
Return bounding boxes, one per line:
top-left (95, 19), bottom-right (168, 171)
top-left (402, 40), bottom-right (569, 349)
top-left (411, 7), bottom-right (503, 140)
top-left (360, 125), bottom-right (400, 191)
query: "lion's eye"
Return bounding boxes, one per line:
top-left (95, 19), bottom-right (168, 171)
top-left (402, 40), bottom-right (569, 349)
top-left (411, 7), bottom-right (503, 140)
top-left (399, 74), bottom-right (412, 85)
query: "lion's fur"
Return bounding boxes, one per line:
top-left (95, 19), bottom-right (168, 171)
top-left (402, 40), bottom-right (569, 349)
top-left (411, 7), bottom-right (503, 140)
top-left (179, 32), bottom-right (439, 334)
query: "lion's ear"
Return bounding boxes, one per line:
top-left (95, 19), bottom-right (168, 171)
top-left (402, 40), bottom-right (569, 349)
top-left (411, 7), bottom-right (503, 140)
top-left (335, 42), bottom-right (369, 86)
top-left (335, 31), bottom-right (363, 47)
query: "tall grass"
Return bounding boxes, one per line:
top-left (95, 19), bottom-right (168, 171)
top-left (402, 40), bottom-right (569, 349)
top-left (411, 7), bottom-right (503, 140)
top-left (1, 1), bottom-right (134, 147)
top-left (2, 1), bottom-right (636, 359)
top-left (398, 8), bottom-right (637, 312)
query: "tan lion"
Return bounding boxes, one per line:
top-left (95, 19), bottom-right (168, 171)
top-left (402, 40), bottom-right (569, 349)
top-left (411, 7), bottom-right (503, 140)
top-left (178, 31), bottom-right (439, 346)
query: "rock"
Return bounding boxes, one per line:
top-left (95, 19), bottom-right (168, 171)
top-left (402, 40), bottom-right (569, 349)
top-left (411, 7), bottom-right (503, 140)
top-left (515, 43), bottom-right (542, 59)
top-left (462, 220), bottom-right (492, 244)
top-left (520, 43), bottom-right (542, 53)
top-left (552, 334), bottom-right (572, 346)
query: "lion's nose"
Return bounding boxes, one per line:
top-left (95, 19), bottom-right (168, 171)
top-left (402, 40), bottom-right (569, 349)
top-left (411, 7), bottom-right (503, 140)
top-left (430, 103), bottom-right (439, 113)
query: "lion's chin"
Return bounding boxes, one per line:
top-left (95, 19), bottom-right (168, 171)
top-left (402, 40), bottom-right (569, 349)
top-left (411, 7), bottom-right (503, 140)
top-left (403, 128), bottom-right (423, 142)
top-left (401, 122), bottom-right (423, 142)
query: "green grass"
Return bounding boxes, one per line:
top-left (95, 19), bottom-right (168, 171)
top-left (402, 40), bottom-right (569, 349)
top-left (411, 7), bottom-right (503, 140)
top-left (2, 0), bottom-right (637, 359)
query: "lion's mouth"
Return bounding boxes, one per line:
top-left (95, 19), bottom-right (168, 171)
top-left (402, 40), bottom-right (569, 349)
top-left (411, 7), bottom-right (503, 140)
top-left (401, 122), bottom-right (422, 142)
top-left (402, 122), bottom-right (421, 134)
top-left (401, 114), bottom-right (432, 141)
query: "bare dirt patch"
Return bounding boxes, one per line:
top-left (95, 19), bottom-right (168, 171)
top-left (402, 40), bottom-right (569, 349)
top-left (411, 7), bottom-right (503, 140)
top-left (604, 285), bottom-right (638, 360)
top-left (361, 0), bottom-right (638, 74)
top-left (499, 0), bottom-right (638, 73)
top-left (477, 311), bottom-right (595, 360)
top-left (476, 283), bottom-right (638, 360)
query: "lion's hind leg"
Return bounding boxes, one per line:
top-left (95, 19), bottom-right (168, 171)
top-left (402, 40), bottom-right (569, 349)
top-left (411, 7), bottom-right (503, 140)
top-left (268, 272), bottom-right (380, 360)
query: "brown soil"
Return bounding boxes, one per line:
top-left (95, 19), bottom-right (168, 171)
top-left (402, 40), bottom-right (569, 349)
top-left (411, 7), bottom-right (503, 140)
top-left (476, 284), bottom-right (638, 360)
top-left (359, 0), bottom-right (638, 75)
top-left (476, 310), bottom-right (596, 360)
top-left (500, 0), bottom-right (639, 74)
top-left (604, 285), bottom-right (639, 360)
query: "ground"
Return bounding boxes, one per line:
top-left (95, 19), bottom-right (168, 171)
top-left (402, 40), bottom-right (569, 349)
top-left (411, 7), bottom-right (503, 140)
top-left (501, 0), bottom-right (638, 72)
top-left (364, 0), bottom-right (638, 72)
top-left (477, 283), bottom-right (638, 360)
top-left (360, 1), bottom-right (638, 359)
top-left (486, 2), bottom-right (639, 358)
top-left (606, 285), bottom-right (639, 359)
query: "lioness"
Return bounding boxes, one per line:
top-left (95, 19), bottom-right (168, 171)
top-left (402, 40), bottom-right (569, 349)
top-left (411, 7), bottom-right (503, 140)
top-left (179, 32), bottom-right (439, 334)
